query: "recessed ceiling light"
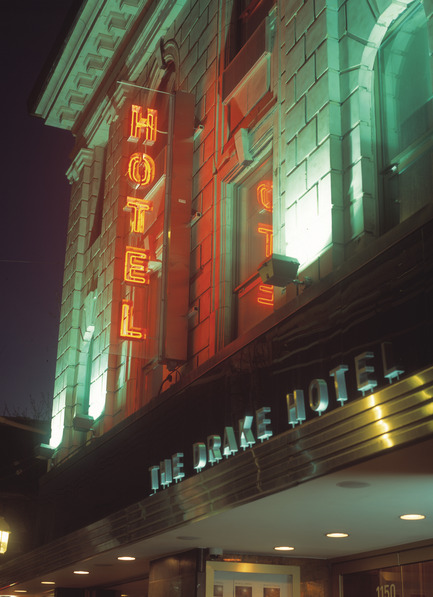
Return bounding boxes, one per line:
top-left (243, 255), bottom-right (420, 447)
top-left (336, 481), bottom-right (370, 489)
top-left (400, 514), bottom-right (426, 520)
top-left (117, 556), bottom-right (136, 561)
top-left (326, 532), bottom-right (349, 538)
top-left (41, 582), bottom-right (55, 585)
top-left (274, 546), bottom-right (295, 551)
top-left (73, 571), bottom-right (90, 575)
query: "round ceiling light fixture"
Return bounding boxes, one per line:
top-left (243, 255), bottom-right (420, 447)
top-left (326, 532), bottom-right (349, 538)
top-left (118, 556), bottom-right (136, 561)
top-left (399, 514), bottom-right (426, 520)
top-left (274, 546), bottom-right (295, 551)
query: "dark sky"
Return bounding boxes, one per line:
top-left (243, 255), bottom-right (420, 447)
top-left (0, 2), bottom-right (78, 417)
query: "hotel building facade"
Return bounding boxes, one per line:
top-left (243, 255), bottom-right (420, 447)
top-left (1, 0), bottom-right (433, 596)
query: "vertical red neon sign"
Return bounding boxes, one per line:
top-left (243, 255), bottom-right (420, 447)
top-left (256, 181), bottom-right (274, 306)
top-left (120, 106), bottom-right (158, 340)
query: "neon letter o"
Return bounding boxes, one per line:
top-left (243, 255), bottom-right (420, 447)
top-left (257, 181), bottom-right (273, 212)
top-left (128, 152), bottom-right (156, 186)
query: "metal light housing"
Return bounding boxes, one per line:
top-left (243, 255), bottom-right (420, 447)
top-left (35, 443), bottom-right (55, 460)
top-left (73, 415), bottom-right (95, 432)
top-left (258, 254), bottom-right (300, 287)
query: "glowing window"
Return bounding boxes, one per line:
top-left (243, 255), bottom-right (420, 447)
top-left (82, 332), bottom-right (94, 414)
top-left (75, 291), bottom-right (98, 426)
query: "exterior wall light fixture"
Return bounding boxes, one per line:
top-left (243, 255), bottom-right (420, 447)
top-left (73, 415), bottom-right (95, 432)
top-left (0, 516), bottom-right (11, 554)
top-left (208, 547), bottom-right (223, 560)
top-left (258, 254), bottom-right (301, 287)
top-left (35, 444), bottom-right (55, 460)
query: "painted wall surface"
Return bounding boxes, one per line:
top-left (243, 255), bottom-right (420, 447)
top-left (43, 0), bottom-right (433, 461)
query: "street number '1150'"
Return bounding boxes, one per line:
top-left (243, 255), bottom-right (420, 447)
top-left (376, 584), bottom-right (396, 597)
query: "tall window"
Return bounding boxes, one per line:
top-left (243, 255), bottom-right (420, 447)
top-left (234, 158), bottom-right (274, 336)
top-left (75, 292), bottom-right (97, 422)
top-left (377, 1), bottom-right (433, 232)
top-left (225, 0), bottom-right (275, 65)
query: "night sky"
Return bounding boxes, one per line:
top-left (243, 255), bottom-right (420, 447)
top-left (1, 2), bottom-right (78, 417)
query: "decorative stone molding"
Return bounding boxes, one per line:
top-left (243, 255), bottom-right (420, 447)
top-left (32, 0), bottom-right (188, 134)
top-left (66, 148), bottom-right (94, 183)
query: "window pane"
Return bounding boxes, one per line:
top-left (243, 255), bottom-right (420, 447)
top-left (377, 3), bottom-right (433, 230)
top-left (238, 165), bottom-right (273, 281)
top-left (343, 566), bottom-right (402, 597)
top-left (225, 0), bottom-right (275, 64)
top-left (401, 561), bottom-right (433, 597)
top-left (235, 159), bottom-right (273, 336)
top-left (342, 561), bottom-right (433, 597)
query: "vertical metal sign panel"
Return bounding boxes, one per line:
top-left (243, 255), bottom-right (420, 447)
top-left (159, 91), bottom-right (195, 364)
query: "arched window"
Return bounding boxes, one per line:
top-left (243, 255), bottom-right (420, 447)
top-left (376, 1), bottom-right (433, 232)
top-left (82, 331), bottom-right (95, 415)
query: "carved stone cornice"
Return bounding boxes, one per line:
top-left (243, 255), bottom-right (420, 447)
top-left (31, 0), bottom-right (187, 138)
top-left (66, 148), bottom-right (94, 182)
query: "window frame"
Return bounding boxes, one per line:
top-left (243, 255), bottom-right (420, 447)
top-left (220, 121), bottom-right (276, 342)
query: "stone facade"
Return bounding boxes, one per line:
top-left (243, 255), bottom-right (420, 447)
top-left (34, 0), bottom-right (433, 461)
